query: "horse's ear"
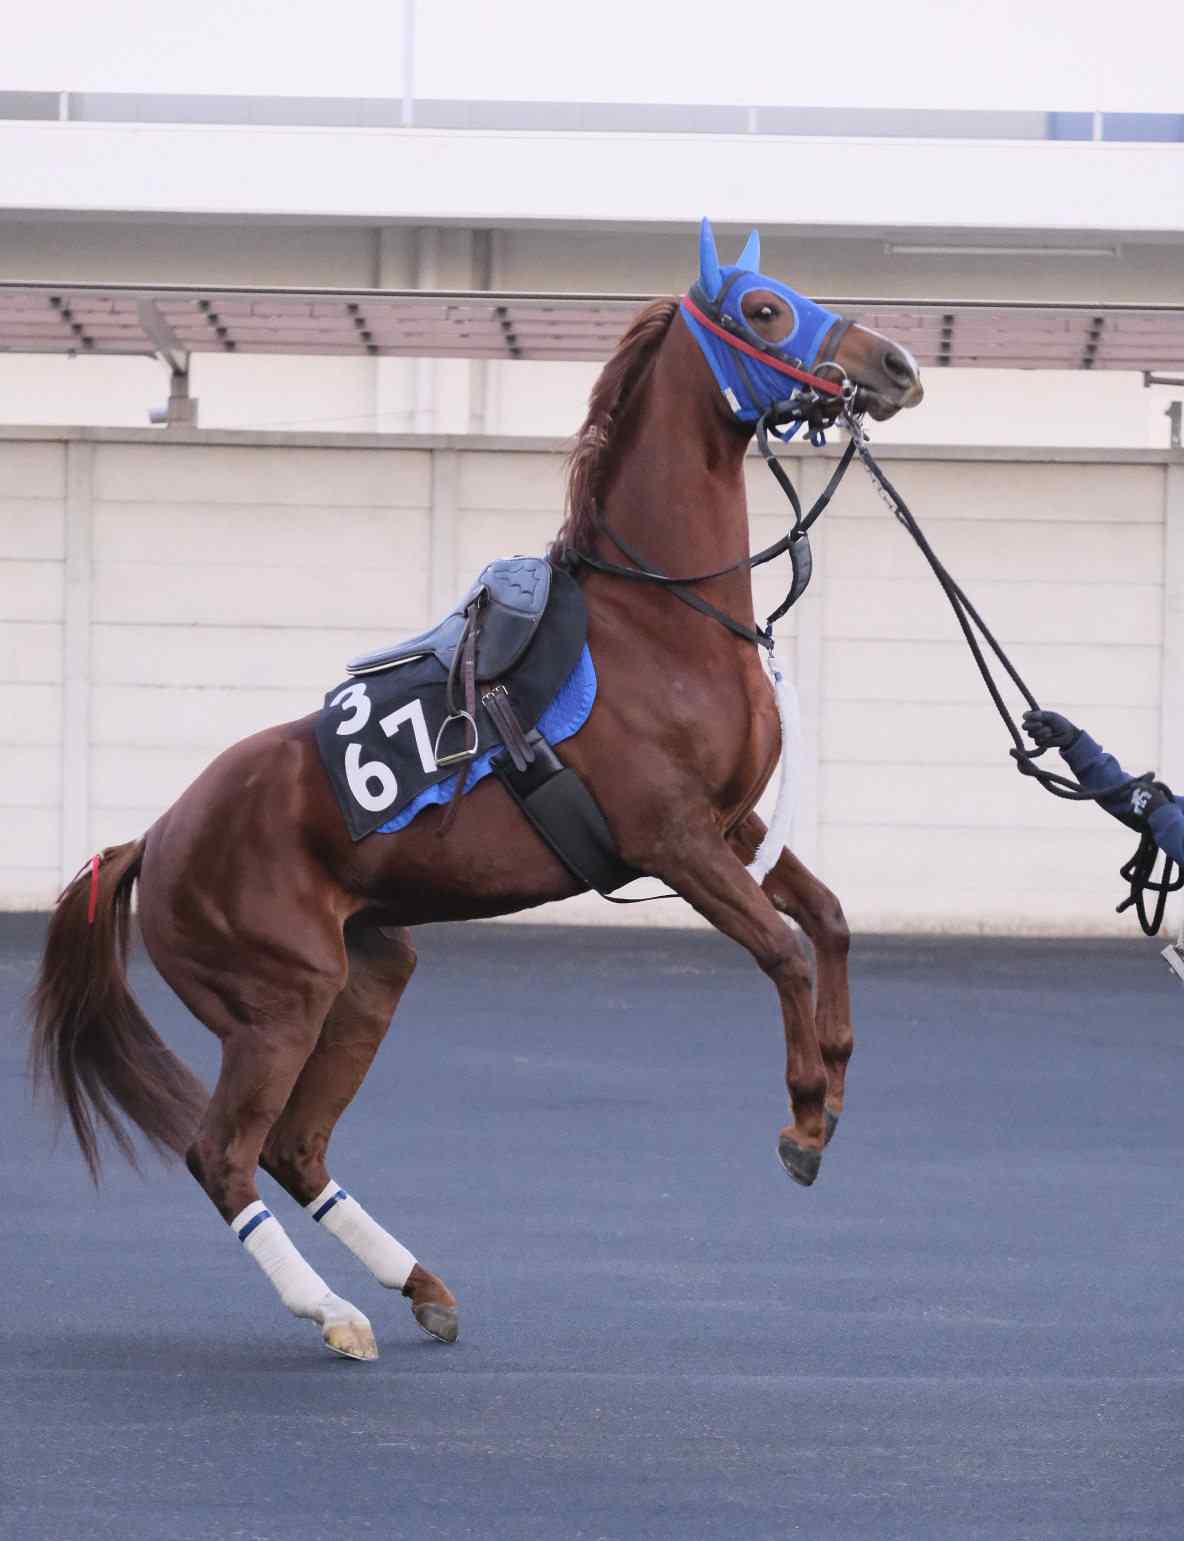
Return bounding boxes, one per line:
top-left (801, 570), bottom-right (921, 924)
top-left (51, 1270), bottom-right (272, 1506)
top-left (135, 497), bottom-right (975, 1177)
top-left (698, 217), bottom-right (722, 298)
top-left (736, 228), bottom-right (761, 272)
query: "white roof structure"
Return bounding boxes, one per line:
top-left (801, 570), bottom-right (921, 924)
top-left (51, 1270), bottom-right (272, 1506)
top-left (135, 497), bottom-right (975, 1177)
top-left (3, 281), bottom-right (1183, 372)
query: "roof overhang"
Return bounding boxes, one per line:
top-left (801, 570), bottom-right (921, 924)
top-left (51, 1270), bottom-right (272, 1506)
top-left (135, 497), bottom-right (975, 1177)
top-left (2, 281), bottom-right (1183, 371)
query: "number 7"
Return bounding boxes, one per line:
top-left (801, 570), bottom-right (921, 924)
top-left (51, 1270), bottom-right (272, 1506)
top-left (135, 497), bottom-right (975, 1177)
top-left (378, 698), bottom-right (437, 774)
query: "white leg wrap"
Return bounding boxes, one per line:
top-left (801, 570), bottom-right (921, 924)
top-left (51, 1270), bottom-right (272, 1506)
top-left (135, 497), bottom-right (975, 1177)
top-left (747, 646), bottom-right (801, 886)
top-left (305, 1181), bottom-right (417, 1290)
top-left (231, 1201), bottom-right (367, 1327)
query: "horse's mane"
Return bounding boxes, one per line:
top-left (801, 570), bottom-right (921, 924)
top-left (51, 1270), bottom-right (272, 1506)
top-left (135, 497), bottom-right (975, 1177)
top-left (552, 298), bottom-right (679, 553)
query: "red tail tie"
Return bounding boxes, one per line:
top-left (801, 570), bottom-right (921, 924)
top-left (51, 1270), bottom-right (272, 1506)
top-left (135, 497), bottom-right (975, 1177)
top-left (86, 853), bottom-right (102, 926)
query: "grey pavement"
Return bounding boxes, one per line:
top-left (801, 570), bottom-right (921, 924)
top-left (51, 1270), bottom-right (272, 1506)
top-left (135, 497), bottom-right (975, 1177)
top-left (1, 917), bottom-right (1182, 1540)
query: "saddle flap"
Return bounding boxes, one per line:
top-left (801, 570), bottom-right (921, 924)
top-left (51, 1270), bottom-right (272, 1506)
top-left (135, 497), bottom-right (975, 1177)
top-left (317, 564), bottom-right (588, 842)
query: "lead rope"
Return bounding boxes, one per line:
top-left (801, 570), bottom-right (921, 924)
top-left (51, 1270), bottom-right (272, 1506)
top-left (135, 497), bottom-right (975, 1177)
top-left (840, 406), bottom-right (1182, 938)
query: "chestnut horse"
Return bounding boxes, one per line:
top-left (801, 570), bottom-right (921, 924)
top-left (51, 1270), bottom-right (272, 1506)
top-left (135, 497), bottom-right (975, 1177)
top-left (30, 223), bottom-right (923, 1361)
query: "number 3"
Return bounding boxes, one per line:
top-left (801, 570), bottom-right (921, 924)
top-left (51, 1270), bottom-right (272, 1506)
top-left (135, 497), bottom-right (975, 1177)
top-left (330, 682), bottom-right (372, 736)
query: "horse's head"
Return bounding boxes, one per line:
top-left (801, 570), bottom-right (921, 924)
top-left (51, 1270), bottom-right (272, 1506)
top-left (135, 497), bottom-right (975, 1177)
top-left (681, 218), bottom-right (924, 427)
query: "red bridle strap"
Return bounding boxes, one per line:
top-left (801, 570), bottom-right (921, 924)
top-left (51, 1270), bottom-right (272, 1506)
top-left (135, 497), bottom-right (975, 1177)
top-left (679, 293), bottom-right (845, 398)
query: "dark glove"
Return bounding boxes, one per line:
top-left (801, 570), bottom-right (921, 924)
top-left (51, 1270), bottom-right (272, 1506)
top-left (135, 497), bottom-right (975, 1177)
top-left (1128, 777), bottom-right (1172, 827)
top-left (1022, 709), bottom-right (1081, 751)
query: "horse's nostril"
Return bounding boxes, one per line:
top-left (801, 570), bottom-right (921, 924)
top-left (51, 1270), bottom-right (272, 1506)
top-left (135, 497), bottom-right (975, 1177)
top-left (883, 348), bottom-right (916, 388)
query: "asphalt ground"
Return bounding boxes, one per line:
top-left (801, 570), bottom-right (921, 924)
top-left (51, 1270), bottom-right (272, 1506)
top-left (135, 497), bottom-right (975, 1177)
top-left (1, 916), bottom-right (1182, 1541)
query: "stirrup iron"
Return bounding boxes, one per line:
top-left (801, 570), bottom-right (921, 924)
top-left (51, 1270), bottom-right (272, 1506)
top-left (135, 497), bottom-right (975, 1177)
top-left (433, 710), bottom-right (479, 766)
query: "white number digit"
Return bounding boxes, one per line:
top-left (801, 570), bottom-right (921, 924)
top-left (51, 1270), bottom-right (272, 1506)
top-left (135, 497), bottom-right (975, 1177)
top-left (344, 742), bottom-right (398, 812)
top-left (378, 697), bottom-right (438, 775)
top-left (330, 682), bottom-right (372, 736)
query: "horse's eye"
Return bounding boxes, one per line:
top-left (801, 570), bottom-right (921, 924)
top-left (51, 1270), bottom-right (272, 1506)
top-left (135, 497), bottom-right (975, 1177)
top-left (755, 305), bottom-right (776, 321)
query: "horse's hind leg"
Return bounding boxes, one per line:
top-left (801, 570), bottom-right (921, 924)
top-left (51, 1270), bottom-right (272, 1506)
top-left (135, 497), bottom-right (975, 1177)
top-left (732, 814), bottom-right (853, 1143)
top-left (261, 922), bottom-right (459, 1344)
top-left (178, 943), bottom-right (381, 1361)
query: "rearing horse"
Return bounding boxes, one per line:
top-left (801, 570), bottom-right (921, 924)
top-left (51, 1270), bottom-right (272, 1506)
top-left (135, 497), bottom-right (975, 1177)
top-left (30, 221), bottom-right (923, 1361)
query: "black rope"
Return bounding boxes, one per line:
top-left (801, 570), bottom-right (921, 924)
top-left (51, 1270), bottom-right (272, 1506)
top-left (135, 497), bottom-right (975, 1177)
top-left (842, 408), bottom-right (1180, 936)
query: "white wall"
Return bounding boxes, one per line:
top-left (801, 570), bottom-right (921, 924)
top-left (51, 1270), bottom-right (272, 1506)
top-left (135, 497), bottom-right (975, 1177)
top-left (2, 426), bottom-right (1180, 933)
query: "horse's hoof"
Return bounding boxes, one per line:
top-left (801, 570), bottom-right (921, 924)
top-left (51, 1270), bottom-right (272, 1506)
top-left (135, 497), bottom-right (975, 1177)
top-left (824, 1108), bottom-right (840, 1146)
top-left (322, 1319), bottom-right (379, 1361)
top-left (778, 1135), bottom-right (823, 1187)
top-left (413, 1301), bottom-right (459, 1343)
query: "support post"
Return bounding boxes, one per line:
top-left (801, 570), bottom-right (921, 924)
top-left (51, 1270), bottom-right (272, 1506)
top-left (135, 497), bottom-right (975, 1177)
top-left (166, 369), bottom-right (198, 428)
top-left (413, 227), bottom-right (439, 434)
top-left (428, 448), bottom-right (460, 619)
top-left (60, 441), bottom-right (94, 885)
top-left (468, 228), bottom-right (494, 435)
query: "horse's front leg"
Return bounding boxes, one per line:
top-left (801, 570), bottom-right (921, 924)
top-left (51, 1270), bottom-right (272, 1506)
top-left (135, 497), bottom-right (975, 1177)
top-left (730, 814), bottom-right (853, 1145)
top-left (655, 828), bottom-right (829, 1186)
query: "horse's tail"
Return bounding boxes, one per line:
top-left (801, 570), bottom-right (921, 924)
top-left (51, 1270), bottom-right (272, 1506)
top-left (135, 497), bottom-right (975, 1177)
top-left (29, 838), bottom-right (207, 1182)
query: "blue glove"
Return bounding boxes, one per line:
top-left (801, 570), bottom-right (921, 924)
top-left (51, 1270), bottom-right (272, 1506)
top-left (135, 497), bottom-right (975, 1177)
top-left (1022, 709), bottom-right (1080, 751)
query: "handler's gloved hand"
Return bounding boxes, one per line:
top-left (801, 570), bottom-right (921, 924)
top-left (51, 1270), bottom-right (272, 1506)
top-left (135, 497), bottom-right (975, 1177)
top-left (1022, 709), bottom-right (1081, 751)
top-left (1129, 777), bottom-right (1172, 826)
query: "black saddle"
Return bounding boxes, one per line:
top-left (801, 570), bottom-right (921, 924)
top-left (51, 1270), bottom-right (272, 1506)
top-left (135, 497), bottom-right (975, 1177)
top-left (348, 556), bottom-right (552, 683)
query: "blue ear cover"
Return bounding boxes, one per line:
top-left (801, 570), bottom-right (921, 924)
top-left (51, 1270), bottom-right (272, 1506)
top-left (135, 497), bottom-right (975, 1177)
top-left (698, 217), bottom-right (722, 300)
top-left (682, 218), bottom-right (845, 422)
top-left (735, 229), bottom-right (760, 272)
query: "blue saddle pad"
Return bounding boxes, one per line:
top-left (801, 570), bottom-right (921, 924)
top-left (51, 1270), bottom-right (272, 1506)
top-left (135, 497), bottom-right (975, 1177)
top-left (315, 565), bottom-right (592, 841)
top-left (378, 645), bottom-right (596, 833)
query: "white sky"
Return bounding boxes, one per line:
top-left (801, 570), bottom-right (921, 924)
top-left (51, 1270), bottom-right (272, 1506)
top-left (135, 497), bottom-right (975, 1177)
top-left (5, 0), bottom-right (1183, 113)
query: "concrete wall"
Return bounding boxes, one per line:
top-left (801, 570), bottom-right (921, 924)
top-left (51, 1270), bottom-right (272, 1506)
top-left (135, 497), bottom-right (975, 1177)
top-left (1, 425), bottom-right (1181, 932)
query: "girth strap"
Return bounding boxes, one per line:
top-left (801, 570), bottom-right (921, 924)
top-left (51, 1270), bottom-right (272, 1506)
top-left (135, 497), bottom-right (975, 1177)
top-left (481, 682), bottom-right (536, 774)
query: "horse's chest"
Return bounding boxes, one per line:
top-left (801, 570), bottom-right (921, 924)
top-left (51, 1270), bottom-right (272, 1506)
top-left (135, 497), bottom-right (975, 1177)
top-left (665, 656), bottom-right (779, 804)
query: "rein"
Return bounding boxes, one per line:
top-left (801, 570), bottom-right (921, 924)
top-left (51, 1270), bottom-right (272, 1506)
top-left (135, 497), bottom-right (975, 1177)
top-left (567, 434), bottom-right (856, 648)
top-left (840, 408), bottom-right (1182, 937)
top-left (568, 296), bottom-right (1180, 935)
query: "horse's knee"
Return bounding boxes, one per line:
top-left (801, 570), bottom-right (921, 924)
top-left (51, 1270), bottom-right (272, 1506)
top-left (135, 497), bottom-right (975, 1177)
top-left (760, 935), bottom-right (813, 995)
top-left (819, 896), bottom-right (850, 958)
top-left (800, 888), bottom-right (849, 959)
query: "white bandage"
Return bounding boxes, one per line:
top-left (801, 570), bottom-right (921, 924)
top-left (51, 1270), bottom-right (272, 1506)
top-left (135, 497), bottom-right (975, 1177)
top-left (305, 1182), bottom-right (417, 1290)
top-left (747, 647), bottom-right (802, 886)
top-left (231, 1200), bottom-right (364, 1327)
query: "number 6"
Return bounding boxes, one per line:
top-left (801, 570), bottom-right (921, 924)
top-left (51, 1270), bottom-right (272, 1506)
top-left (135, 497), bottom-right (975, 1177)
top-left (344, 742), bottom-right (398, 812)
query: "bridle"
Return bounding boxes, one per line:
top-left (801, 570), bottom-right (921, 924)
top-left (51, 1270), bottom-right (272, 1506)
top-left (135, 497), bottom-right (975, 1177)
top-left (562, 287), bottom-right (860, 649)
top-left (680, 280), bottom-right (855, 407)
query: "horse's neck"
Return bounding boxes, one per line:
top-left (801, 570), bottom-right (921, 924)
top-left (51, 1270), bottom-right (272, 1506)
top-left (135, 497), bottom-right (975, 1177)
top-left (596, 326), bottom-right (756, 627)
